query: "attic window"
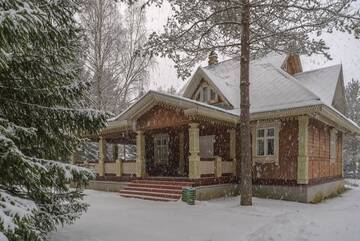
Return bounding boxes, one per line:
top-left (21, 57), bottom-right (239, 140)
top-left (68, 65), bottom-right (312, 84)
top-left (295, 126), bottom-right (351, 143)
top-left (210, 89), bottom-right (216, 101)
top-left (203, 87), bottom-right (208, 102)
top-left (196, 93), bottom-right (201, 101)
top-left (194, 85), bottom-right (218, 104)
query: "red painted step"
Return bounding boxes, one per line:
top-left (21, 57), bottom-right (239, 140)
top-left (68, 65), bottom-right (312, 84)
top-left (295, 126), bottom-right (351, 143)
top-left (128, 183), bottom-right (184, 190)
top-left (120, 179), bottom-right (195, 201)
top-left (132, 180), bottom-right (194, 186)
top-left (123, 187), bottom-right (182, 195)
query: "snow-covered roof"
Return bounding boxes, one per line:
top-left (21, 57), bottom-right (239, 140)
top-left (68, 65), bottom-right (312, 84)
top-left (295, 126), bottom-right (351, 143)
top-left (186, 56), bottom-right (322, 114)
top-left (109, 53), bottom-right (359, 133)
top-left (294, 65), bottom-right (342, 107)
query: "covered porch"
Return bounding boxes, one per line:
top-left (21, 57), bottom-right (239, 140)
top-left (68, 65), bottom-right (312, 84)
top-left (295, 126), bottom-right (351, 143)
top-left (88, 91), bottom-right (239, 183)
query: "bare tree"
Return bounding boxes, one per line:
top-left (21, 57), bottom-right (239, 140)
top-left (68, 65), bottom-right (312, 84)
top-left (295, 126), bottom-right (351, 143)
top-left (80, 0), bottom-right (153, 114)
top-left (145, 0), bottom-right (360, 206)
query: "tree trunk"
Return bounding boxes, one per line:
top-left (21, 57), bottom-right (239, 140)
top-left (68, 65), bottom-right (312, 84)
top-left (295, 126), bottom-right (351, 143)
top-left (239, 0), bottom-right (252, 206)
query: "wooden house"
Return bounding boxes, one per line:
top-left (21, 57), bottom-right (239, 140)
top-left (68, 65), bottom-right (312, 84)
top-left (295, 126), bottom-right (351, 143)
top-left (82, 53), bottom-right (360, 202)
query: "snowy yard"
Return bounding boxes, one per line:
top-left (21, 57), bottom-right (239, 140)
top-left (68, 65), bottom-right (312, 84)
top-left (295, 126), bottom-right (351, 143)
top-left (49, 182), bottom-right (360, 241)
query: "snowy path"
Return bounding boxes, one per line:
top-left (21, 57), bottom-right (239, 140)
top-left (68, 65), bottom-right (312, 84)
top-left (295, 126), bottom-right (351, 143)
top-left (49, 184), bottom-right (360, 241)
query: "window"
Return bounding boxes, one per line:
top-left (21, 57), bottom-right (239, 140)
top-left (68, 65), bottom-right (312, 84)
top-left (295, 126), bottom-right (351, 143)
top-left (193, 84), bottom-right (218, 104)
top-left (330, 129), bottom-right (337, 163)
top-left (154, 134), bottom-right (169, 163)
top-left (199, 135), bottom-right (215, 158)
top-left (196, 93), bottom-right (201, 101)
top-left (202, 86), bottom-right (208, 102)
top-left (256, 128), bottom-right (275, 156)
top-left (210, 89), bottom-right (216, 101)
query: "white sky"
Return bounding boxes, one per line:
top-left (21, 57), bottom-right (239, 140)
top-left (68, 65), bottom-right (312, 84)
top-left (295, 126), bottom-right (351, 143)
top-left (145, 2), bottom-right (360, 92)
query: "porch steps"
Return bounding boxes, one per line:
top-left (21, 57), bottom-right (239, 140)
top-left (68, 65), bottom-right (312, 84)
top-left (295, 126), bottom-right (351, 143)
top-left (119, 179), bottom-right (194, 201)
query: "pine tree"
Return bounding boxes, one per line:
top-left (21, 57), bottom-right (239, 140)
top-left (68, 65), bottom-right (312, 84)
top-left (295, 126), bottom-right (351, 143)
top-left (0, 1), bottom-right (107, 240)
top-left (145, 0), bottom-right (360, 205)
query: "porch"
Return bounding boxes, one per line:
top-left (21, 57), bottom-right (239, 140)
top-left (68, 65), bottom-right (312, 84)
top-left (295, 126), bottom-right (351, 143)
top-left (91, 120), bottom-right (238, 182)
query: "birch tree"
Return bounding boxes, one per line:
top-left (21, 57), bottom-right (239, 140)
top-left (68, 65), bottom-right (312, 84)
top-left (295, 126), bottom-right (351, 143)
top-left (145, 0), bottom-right (360, 205)
top-left (80, 0), bottom-right (153, 114)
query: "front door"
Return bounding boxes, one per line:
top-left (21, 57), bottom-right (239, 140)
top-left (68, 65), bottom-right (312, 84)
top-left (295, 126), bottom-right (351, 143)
top-left (152, 133), bottom-right (170, 176)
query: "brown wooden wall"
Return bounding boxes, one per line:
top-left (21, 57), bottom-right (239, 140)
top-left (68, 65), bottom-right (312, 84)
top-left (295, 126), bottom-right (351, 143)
top-left (137, 105), bottom-right (189, 130)
top-left (308, 118), bottom-right (343, 181)
top-left (252, 119), bottom-right (299, 183)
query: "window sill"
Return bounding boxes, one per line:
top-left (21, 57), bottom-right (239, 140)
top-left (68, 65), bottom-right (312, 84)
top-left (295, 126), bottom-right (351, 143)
top-left (253, 156), bottom-right (279, 165)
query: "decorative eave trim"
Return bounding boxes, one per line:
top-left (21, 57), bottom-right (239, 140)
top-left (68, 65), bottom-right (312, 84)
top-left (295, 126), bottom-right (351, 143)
top-left (250, 105), bottom-right (322, 121)
top-left (184, 108), bottom-right (237, 126)
top-left (101, 120), bottom-right (133, 135)
top-left (318, 105), bottom-right (360, 134)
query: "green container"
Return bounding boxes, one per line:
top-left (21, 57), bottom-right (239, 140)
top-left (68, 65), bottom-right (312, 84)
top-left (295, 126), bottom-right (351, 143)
top-left (182, 187), bottom-right (196, 205)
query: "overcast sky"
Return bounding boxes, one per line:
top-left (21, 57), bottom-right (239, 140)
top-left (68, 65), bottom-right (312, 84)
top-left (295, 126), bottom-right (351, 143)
top-left (145, 2), bottom-right (360, 92)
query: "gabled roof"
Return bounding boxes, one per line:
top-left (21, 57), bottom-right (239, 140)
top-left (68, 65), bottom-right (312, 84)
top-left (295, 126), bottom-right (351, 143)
top-left (294, 65), bottom-right (342, 107)
top-left (108, 54), bottom-right (359, 134)
top-left (183, 55), bottom-right (322, 114)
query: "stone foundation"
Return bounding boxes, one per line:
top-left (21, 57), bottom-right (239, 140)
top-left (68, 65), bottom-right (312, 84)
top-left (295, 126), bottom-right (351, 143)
top-left (194, 179), bottom-right (345, 203)
top-left (195, 184), bottom-right (239, 201)
top-left (253, 179), bottom-right (345, 203)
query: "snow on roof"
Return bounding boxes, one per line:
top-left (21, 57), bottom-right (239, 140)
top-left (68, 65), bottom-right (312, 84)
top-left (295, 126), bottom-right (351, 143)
top-left (201, 58), bottom-right (321, 114)
top-left (293, 65), bottom-right (342, 106)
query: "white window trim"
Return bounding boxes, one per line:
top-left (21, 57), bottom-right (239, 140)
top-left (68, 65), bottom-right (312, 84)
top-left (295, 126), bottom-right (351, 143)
top-left (251, 121), bottom-right (280, 166)
top-left (194, 83), bottom-right (218, 104)
top-left (330, 128), bottom-right (337, 163)
top-left (154, 133), bottom-right (169, 164)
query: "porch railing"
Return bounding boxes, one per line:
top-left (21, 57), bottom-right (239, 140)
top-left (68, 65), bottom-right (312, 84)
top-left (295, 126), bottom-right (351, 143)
top-left (80, 159), bottom-right (137, 176)
top-left (200, 156), bottom-right (236, 177)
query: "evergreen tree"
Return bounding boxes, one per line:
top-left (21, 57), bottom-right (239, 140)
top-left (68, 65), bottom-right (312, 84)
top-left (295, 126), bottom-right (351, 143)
top-left (344, 79), bottom-right (360, 178)
top-left (0, 1), bottom-right (107, 240)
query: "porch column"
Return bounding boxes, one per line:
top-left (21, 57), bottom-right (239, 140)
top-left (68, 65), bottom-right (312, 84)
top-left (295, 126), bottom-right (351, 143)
top-left (136, 131), bottom-right (146, 177)
top-left (116, 159), bottom-right (122, 177)
top-left (297, 116), bottom-right (309, 184)
top-left (179, 132), bottom-right (185, 175)
top-left (229, 129), bottom-right (236, 175)
top-left (188, 123), bottom-right (200, 179)
top-left (98, 137), bottom-right (106, 177)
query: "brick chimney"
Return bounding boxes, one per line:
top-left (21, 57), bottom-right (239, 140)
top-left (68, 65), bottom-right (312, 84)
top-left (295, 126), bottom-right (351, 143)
top-left (208, 50), bottom-right (218, 65)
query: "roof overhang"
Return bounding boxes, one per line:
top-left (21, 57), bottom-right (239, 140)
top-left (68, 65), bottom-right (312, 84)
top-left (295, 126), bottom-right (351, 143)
top-left (106, 91), bottom-right (239, 131)
top-left (101, 91), bottom-right (360, 135)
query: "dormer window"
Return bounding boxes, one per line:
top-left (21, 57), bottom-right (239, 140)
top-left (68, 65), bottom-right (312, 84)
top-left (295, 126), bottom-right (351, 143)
top-left (210, 89), bottom-right (216, 101)
top-left (194, 83), bottom-right (218, 104)
top-left (203, 87), bottom-right (208, 102)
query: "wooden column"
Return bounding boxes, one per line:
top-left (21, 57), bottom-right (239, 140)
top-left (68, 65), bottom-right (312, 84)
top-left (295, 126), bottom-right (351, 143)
top-left (179, 131), bottom-right (185, 175)
top-left (136, 131), bottom-right (146, 177)
top-left (116, 159), bottom-right (122, 177)
top-left (98, 137), bottom-right (106, 177)
top-left (229, 128), bottom-right (236, 175)
top-left (188, 123), bottom-right (200, 179)
top-left (297, 116), bottom-right (309, 184)
top-left (215, 156), bottom-right (222, 178)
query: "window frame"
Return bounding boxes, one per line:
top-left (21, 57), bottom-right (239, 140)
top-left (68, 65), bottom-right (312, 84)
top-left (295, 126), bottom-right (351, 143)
top-left (193, 83), bottom-right (218, 104)
top-left (251, 121), bottom-right (280, 166)
top-left (256, 128), bottom-right (275, 156)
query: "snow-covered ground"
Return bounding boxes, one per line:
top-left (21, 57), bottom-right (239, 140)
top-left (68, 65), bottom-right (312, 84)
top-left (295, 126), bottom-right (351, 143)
top-left (49, 182), bottom-right (360, 241)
